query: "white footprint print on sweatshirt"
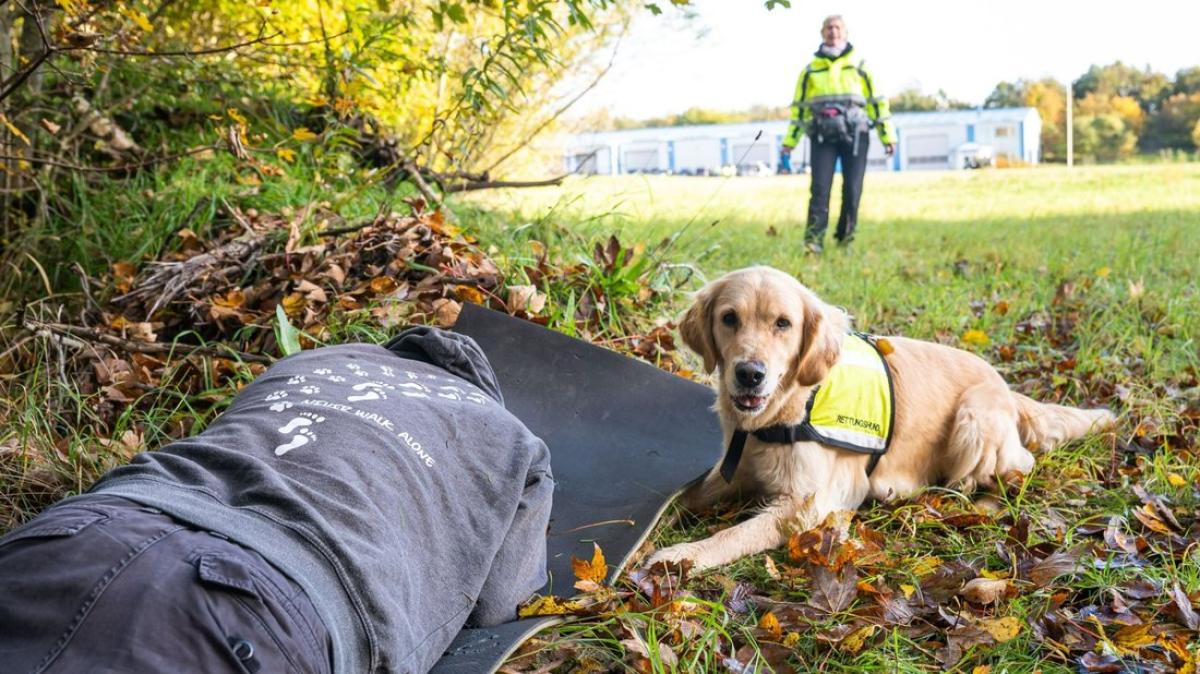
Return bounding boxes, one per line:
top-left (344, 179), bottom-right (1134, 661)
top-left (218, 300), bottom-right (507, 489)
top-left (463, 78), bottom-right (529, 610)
top-left (299, 385), bottom-right (320, 395)
top-left (287, 375), bottom-right (306, 385)
top-left (328, 375), bottom-right (346, 383)
top-left (397, 382), bottom-right (430, 399)
top-left (348, 381), bottom-right (392, 402)
top-left (465, 392), bottom-right (488, 406)
top-left (269, 401), bottom-right (293, 413)
top-left (437, 385), bottom-right (465, 401)
top-left (274, 412), bottom-right (326, 456)
top-left (312, 368), bottom-right (332, 376)
top-left (265, 390), bottom-right (287, 402)
top-left (380, 365), bottom-right (396, 378)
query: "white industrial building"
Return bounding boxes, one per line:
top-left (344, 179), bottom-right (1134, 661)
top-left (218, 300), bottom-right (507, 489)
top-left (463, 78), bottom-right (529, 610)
top-left (564, 107), bottom-right (1041, 175)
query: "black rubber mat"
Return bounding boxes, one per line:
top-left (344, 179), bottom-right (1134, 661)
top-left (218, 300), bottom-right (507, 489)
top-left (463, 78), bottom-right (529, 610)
top-left (429, 303), bottom-right (722, 673)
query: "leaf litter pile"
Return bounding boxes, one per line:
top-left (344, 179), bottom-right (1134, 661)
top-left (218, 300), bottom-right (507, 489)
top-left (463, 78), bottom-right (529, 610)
top-left (1, 200), bottom-right (686, 526)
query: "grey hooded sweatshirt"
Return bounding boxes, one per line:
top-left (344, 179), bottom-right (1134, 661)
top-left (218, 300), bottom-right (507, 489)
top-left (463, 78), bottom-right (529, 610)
top-left (88, 328), bottom-right (553, 674)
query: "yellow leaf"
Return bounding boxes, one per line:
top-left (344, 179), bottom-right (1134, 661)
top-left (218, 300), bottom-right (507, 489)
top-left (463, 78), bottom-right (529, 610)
top-left (899, 584), bottom-right (916, 599)
top-left (517, 594), bottom-right (581, 618)
top-left (758, 611), bottom-right (782, 640)
top-left (980, 568), bottom-right (1009, 580)
top-left (961, 330), bottom-right (990, 348)
top-left (782, 631), bottom-right (800, 648)
top-left (281, 292), bottom-right (306, 318)
top-left (454, 285), bottom-right (484, 305)
top-left (1114, 624), bottom-right (1155, 655)
top-left (973, 666), bottom-right (992, 674)
top-left (875, 337), bottom-right (894, 356)
top-left (572, 542), bottom-right (607, 588)
top-left (276, 147), bottom-right (296, 163)
top-left (838, 625), bottom-right (876, 653)
top-left (977, 616), bottom-right (1021, 643)
top-left (125, 8), bottom-right (153, 32)
top-left (213, 288), bottom-right (246, 308)
top-left (0, 114), bottom-right (31, 147)
top-left (292, 127), bottom-right (319, 142)
top-left (226, 108), bottom-right (247, 126)
top-left (1096, 266), bottom-right (1111, 278)
top-left (1168, 473), bottom-right (1187, 488)
top-left (910, 556), bottom-right (942, 576)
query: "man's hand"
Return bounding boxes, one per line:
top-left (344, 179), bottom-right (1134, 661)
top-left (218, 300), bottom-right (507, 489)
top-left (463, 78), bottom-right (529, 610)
top-left (780, 146), bottom-right (792, 156)
top-left (885, 143), bottom-right (896, 157)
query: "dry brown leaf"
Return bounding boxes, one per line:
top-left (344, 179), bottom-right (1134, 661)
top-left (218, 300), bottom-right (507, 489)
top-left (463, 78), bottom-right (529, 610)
top-left (432, 298), bottom-right (461, 327)
top-left (763, 555), bottom-right (781, 581)
top-left (960, 577), bottom-right (1013, 605)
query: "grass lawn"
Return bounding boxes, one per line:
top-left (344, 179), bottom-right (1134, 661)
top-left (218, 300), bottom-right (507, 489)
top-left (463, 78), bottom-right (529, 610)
top-left (1, 162), bottom-right (1198, 672)
top-left (465, 164), bottom-right (1200, 672)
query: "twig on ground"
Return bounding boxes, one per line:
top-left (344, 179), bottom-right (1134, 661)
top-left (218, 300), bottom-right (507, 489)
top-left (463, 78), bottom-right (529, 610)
top-left (443, 175), bottom-right (567, 193)
top-left (25, 320), bottom-right (273, 364)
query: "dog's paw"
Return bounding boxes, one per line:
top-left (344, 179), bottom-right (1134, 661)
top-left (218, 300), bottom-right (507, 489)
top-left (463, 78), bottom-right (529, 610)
top-left (644, 542), bottom-right (706, 570)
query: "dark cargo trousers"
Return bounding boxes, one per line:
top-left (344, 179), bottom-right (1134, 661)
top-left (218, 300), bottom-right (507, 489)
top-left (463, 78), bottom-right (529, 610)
top-left (805, 130), bottom-right (871, 245)
top-left (0, 495), bottom-right (332, 673)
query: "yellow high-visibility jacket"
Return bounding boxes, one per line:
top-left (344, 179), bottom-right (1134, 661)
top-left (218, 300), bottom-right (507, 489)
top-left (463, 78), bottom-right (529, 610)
top-left (783, 45), bottom-right (896, 148)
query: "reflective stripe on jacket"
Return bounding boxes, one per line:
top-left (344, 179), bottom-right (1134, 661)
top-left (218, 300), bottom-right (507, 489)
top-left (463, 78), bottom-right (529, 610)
top-left (783, 44), bottom-right (896, 148)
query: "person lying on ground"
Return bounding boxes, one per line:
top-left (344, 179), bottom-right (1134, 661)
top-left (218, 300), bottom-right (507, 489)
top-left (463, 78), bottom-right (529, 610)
top-left (0, 326), bottom-right (553, 674)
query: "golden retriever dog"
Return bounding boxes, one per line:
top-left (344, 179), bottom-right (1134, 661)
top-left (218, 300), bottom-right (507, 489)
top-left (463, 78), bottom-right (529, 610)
top-left (648, 266), bottom-right (1114, 570)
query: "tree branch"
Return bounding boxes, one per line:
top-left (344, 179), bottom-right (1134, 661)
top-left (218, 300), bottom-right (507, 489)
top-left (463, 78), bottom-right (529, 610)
top-left (483, 24), bottom-right (625, 174)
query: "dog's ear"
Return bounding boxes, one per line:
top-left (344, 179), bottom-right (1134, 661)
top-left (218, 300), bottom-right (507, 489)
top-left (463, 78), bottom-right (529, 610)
top-left (792, 290), bottom-right (846, 387)
top-left (679, 280), bottom-right (721, 373)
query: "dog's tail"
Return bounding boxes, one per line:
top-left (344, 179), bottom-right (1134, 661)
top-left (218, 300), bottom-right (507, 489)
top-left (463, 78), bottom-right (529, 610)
top-left (1012, 392), bottom-right (1116, 451)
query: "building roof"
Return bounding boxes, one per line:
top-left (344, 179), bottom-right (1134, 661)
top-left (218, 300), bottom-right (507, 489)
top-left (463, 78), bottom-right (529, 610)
top-left (565, 107), bottom-right (1040, 148)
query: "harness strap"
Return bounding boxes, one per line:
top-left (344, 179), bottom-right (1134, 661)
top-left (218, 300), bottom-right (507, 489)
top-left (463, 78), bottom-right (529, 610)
top-left (720, 421), bottom-right (885, 484)
top-left (719, 430), bottom-right (749, 483)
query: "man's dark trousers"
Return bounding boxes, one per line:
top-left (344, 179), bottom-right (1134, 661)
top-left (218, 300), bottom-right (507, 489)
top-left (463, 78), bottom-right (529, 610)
top-left (0, 495), bottom-right (332, 673)
top-left (805, 130), bottom-right (871, 245)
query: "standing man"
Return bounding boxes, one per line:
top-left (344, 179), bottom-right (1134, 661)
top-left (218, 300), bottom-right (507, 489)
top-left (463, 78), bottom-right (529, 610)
top-left (781, 15), bottom-right (896, 254)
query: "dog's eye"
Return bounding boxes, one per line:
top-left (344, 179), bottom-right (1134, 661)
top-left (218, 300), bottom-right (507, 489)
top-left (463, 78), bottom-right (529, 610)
top-left (721, 311), bottom-right (738, 327)
top-left (775, 317), bottom-right (792, 330)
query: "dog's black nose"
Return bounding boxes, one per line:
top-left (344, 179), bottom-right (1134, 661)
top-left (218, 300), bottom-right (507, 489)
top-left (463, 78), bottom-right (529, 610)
top-left (734, 361), bottom-right (766, 388)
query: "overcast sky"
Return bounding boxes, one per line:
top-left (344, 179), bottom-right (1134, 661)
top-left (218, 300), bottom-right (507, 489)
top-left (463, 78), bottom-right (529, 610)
top-left (574, 0), bottom-right (1200, 120)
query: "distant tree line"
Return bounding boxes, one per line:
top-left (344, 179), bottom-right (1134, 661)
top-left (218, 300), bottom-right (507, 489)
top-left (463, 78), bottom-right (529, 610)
top-left (983, 63), bottom-right (1200, 162)
top-left (597, 62), bottom-right (1200, 163)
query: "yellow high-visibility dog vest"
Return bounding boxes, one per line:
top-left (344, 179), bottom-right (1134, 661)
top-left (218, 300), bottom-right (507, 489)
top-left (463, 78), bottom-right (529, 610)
top-left (720, 333), bottom-right (895, 483)
top-left (805, 332), bottom-right (893, 452)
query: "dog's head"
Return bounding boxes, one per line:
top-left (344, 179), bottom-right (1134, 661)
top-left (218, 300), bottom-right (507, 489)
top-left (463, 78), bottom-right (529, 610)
top-left (679, 266), bottom-right (847, 423)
